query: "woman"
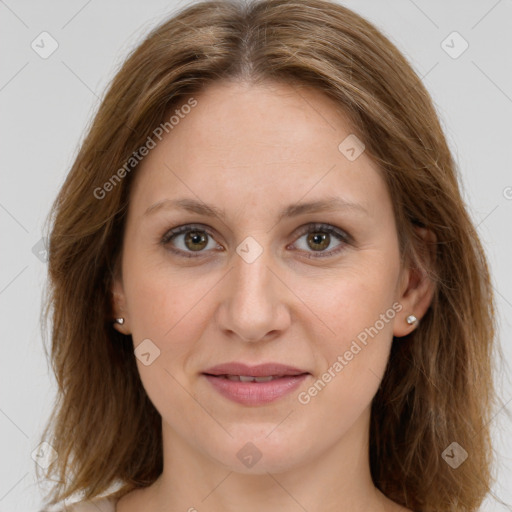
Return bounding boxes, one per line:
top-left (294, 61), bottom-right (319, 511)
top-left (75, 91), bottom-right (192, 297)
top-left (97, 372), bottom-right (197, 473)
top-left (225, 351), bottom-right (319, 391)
top-left (37, 0), bottom-right (497, 511)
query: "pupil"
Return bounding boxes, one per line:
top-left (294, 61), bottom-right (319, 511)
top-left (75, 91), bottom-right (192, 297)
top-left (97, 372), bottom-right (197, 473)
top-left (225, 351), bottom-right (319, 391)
top-left (186, 231), bottom-right (207, 251)
top-left (309, 232), bottom-right (329, 251)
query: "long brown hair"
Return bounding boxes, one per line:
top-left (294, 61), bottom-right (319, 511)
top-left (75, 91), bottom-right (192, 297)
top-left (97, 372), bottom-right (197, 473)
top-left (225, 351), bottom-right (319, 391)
top-left (37, 0), bottom-right (497, 510)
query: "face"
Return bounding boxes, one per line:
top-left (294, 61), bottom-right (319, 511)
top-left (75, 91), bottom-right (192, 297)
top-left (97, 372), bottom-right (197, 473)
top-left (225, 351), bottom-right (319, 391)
top-left (112, 80), bottom-right (423, 474)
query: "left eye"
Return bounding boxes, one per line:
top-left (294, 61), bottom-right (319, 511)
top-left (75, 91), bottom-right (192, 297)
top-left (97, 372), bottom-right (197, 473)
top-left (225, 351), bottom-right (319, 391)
top-left (161, 223), bottom-right (350, 259)
top-left (291, 223), bottom-right (350, 258)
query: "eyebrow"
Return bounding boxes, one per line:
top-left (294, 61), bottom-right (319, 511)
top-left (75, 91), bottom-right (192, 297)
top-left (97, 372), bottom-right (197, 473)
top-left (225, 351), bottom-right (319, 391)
top-left (144, 196), bottom-right (368, 222)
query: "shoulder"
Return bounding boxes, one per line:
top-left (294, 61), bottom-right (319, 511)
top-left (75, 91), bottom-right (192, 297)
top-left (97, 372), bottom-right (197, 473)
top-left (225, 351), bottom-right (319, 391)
top-left (41, 497), bottom-right (116, 512)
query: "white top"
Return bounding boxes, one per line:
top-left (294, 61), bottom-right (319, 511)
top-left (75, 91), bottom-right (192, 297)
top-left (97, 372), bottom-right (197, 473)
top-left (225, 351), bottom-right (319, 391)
top-left (46, 497), bottom-right (117, 512)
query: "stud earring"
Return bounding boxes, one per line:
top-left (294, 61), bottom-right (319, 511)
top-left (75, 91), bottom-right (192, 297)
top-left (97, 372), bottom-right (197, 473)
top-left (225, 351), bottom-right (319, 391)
top-left (115, 318), bottom-right (125, 325)
top-left (406, 314), bottom-right (418, 326)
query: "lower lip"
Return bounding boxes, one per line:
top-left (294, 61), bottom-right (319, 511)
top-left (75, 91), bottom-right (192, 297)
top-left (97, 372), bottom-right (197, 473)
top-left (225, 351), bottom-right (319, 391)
top-left (203, 374), bottom-right (308, 406)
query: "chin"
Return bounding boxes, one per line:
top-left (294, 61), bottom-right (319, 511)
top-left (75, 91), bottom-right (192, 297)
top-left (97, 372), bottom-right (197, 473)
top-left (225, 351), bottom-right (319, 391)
top-left (203, 428), bottom-right (313, 475)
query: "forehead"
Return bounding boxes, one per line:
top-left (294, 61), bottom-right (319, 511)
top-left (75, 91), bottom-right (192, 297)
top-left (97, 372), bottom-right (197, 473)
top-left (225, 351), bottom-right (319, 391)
top-left (128, 80), bottom-right (390, 222)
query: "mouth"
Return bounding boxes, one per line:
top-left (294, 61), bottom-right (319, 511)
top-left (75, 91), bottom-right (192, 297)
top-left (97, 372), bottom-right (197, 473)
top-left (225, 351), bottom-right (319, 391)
top-left (209, 374), bottom-right (296, 382)
top-left (202, 363), bottom-right (310, 405)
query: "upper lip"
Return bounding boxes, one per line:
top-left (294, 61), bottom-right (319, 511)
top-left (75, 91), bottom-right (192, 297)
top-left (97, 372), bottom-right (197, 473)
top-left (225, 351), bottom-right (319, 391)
top-left (203, 362), bottom-right (309, 377)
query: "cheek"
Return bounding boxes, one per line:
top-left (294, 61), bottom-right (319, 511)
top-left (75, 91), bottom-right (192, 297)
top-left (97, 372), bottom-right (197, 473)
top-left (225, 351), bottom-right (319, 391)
top-left (120, 263), bottom-right (203, 407)
top-left (297, 254), bottom-right (400, 343)
top-left (123, 252), bottom-right (206, 340)
top-left (298, 256), bottom-right (399, 399)
top-left (123, 265), bottom-right (207, 420)
top-left (296, 290), bottom-right (397, 442)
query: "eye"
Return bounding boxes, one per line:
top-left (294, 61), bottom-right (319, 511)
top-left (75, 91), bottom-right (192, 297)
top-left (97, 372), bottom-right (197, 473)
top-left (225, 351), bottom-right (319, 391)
top-left (290, 223), bottom-right (351, 259)
top-left (160, 222), bottom-right (351, 259)
top-left (160, 224), bottom-right (221, 258)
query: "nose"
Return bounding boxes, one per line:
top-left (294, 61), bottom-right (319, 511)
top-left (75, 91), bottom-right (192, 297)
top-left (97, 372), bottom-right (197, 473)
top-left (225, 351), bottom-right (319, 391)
top-left (215, 246), bottom-right (291, 343)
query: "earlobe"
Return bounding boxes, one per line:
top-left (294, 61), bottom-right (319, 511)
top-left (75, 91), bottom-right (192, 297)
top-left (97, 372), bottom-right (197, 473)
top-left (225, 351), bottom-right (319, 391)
top-left (113, 316), bottom-right (129, 334)
top-left (111, 277), bottom-right (131, 334)
top-left (394, 266), bottom-right (434, 338)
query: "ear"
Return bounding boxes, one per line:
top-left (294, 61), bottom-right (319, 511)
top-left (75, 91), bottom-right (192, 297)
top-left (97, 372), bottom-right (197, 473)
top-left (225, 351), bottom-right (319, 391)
top-left (111, 273), bottom-right (131, 335)
top-left (393, 227), bottom-right (436, 338)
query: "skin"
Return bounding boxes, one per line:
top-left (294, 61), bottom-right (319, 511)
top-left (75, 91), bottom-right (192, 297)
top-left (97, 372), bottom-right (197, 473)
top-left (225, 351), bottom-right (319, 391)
top-left (112, 80), bottom-right (434, 512)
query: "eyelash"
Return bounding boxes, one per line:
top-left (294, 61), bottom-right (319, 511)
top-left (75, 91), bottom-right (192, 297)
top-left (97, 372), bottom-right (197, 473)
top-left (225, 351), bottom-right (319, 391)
top-left (160, 223), bottom-right (352, 260)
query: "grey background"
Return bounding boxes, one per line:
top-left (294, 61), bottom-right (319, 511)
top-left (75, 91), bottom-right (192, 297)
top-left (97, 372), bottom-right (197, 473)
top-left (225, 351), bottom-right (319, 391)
top-left (1, 0), bottom-right (511, 510)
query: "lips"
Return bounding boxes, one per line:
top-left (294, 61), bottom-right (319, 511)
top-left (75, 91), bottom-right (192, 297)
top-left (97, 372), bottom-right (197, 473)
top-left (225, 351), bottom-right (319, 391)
top-left (202, 362), bottom-right (310, 406)
top-left (203, 362), bottom-right (309, 378)
top-left (222, 375), bottom-right (280, 382)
